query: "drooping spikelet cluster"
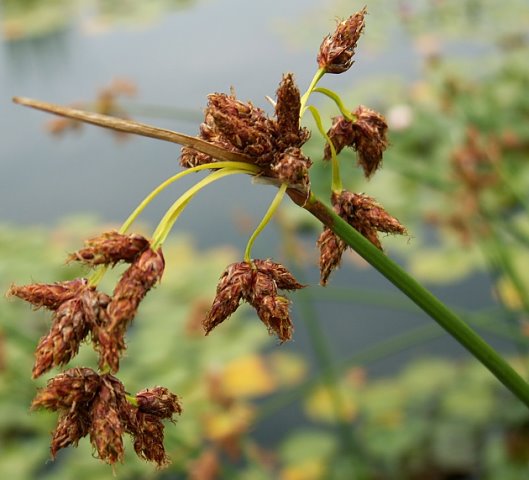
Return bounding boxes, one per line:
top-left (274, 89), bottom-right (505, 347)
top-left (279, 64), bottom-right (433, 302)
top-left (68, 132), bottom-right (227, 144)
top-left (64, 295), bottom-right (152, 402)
top-left (32, 369), bottom-right (181, 465)
top-left (324, 105), bottom-right (389, 178)
top-left (203, 259), bottom-right (304, 343)
top-left (317, 192), bottom-right (407, 285)
top-left (8, 232), bottom-right (181, 466)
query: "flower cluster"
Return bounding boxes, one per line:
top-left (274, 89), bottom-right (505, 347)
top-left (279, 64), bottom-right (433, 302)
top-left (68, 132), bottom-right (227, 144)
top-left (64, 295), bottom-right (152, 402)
top-left (32, 368), bottom-right (181, 466)
top-left (317, 7), bottom-right (366, 74)
top-left (8, 232), bottom-right (180, 465)
top-left (204, 259), bottom-right (304, 343)
top-left (324, 105), bottom-right (389, 178)
top-left (318, 191), bottom-right (407, 286)
top-left (180, 73), bottom-right (312, 191)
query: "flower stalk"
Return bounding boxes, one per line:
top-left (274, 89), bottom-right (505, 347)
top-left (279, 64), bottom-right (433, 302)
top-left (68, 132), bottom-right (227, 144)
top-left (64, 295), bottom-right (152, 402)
top-left (287, 188), bottom-right (529, 407)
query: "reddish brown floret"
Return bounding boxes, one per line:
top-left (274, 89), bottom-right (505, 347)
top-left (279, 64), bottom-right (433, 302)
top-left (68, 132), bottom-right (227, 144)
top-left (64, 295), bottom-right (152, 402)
top-left (50, 410), bottom-right (91, 458)
top-left (180, 74), bottom-right (310, 191)
top-left (271, 147), bottom-right (312, 190)
top-left (31, 367), bottom-right (181, 466)
top-left (317, 8), bottom-right (367, 74)
top-left (108, 247), bottom-right (165, 332)
top-left (32, 367), bottom-right (101, 411)
top-left (136, 387), bottom-right (182, 419)
top-left (89, 375), bottom-right (126, 464)
top-left (203, 261), bottom-right (254, 334)
top-left (275, 73), bottom-right (310, 147)
top-left (334, 191), bottom-right (407, 250)
top-left (317, 228), bottom-right (347, 286)
top-left (253, 295), bottom-right (293, 342)
top-left (253, 259), bottom-right (304, 291)
top-left (31, 287), bottom-right (110, 378)
top-left (317, 191), bottom-right (406, 285)
top-left (350, 106), bottom-right (388, 178)
top-left (7, 278), bottom-right (88, 311)
top-left (324, 106), bottom-right (388, 178)
top-left (68, 231), bottom-right (150, 267)
top-left (130, 412), bottom-right (170, 467)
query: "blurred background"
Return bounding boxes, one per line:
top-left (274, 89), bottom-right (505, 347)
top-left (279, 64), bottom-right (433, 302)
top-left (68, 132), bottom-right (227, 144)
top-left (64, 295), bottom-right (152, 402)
top-left (1, 0), bottom-right (529, 478)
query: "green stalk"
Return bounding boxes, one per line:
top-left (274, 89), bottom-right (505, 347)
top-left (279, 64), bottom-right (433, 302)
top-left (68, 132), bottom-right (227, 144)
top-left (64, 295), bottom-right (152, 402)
top-left (308, 105), bottom-right (342, 192)
top-left (244, 182), bottom-right (288, 263)
top-left (120, 161), bottom-right (259, 235)
top-left (286, 189), bottom-right (529, 407)
top-left (151, 168), bottom-right (250, 249)
top-left (312, 87), bottom-right (354, 121)
top-left (300, 67), bottom-right (326, 115)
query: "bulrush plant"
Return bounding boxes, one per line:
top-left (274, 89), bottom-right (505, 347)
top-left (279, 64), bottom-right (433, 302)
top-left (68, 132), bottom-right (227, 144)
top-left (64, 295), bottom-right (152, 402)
top-left (8, 6), bottom-right (529, 468)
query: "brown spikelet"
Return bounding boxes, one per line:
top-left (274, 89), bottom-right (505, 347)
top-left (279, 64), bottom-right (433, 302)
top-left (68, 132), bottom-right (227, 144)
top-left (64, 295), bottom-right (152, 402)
top-left (203, 261), bottom-right (253, 334)
top-left (317, 228), bottom-right (347, 286)
top-left (253, 295), bottom-right (293, 342)
top-left (317, 7), bottom-right (367, 74)
top-left (32, 367), bottom-right (101, 411)
top-left (275, 73), bottom-right (309, 146)
top-left (7, 278), bottom-right (88, 311)
top-left (334, 190), bottom-right (407, 250)
top-left (324, 106), bottom-right (388, 178)
top-left (68, 231), bottom-right (150, 267)
top-left (136, 387), bottom-right (182, 419)
top-left (91, 310), bottom-right (126, 373)
top-left (131, 412), bottom-right (169, 467)
top-left (31, 288), bottom-right (107, 378)
top-left (253, 259), bottom-right (305, 291)
top-left (108, 248), bottom-right (165, 332)
top-left (351, 105), bottom-right (388, 178)
top-left (271, 147), bottom-right (312, 190)
top-left (324, 115), bottom-right (356, 160)
top-left (180, 74), bottom-right (310, 190)
top-left (50, 410), bottom-right (91, 458)
top-left (89, 375), bottom-right (126, 464)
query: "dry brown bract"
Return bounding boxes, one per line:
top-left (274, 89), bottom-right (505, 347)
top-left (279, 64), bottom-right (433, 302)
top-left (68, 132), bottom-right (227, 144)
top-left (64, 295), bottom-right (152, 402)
top-left (203, 259), bottom-right (304, 342)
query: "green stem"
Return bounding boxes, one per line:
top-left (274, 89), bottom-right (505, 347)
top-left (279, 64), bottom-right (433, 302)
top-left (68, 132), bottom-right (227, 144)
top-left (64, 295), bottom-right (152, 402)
top-left (308, 105), bottom-right (342, 192)
top-left (151, 168), bottom-right (251, 249)
top-left (300, 67), bottom-right (326, 116)
top-left (120, 161), bottom-right (259, 235)
top-left (88, 162), bottom-right (258, 287)
top-left (313, 87), bottom-right (354, 121)
top-left (243, 183), bottom-right (288, 263)
top-left (258, 308), bottom-right (520, 421)
top-left (286, 189), bottom-right (529, 407)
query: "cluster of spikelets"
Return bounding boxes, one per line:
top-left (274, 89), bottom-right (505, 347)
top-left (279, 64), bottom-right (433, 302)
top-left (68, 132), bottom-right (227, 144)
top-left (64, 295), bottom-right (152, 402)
top-left (8, 233), bottom-right (181, 466)
top-left (180, 73), bottom-right (313, 191)
top-left (8, 6), bottom-right (407, 469)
